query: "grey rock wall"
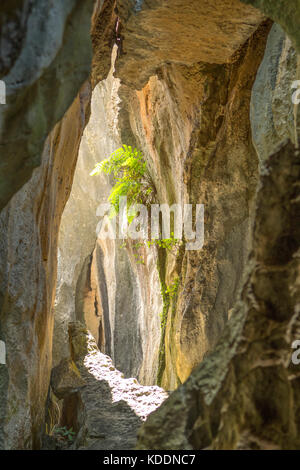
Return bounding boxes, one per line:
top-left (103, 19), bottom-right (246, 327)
top-left (0, 0), bottom-right (96, 210)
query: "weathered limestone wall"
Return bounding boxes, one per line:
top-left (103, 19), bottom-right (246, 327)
top-left (53, 56), bottom-right (121, 366)
top-left (53, 5), bottom-right (268, 390)
top-left (241, 0), bottom-right (300, 54)
top-left (115, 23), bottom-right (270, 389)
top-left (0, 84), bottom-right (91, 449)
top-left (1, 0), bottom-right (299, 451)
top-left (53, 50), bottom-right (163, 386)
top-left (0, 0), bottom-right (96, 210)
top-left (136, 25), bottom-right (300, 450)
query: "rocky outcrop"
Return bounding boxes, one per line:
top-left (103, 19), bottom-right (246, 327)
top-left (251, 24), bottom-right (300, 165)
top-left (54, 24), bottom-right (271, 390)
top-left (136, 23), bottom-right (300, 450)
top-left (0, 0), bottom-right (98, 211)
top-left (52, 322), bottom-right (167, 450)
top-left (53, 53), bottom-right (121, 366)
top-left (53, 51), bottom-right (163, 386)
top-left (115, 0), bottom-right (265, 89)
top-left (0, 83), bottom-right (91, 449)
top-left (51, 358), bottom-right (86, 400)
top-left (241, 0), bottom-right (300, 54)
top-left (1, 0), bottom-right (299, 452)
top-left (117, 22), bottom-right (271, 389)
top-left (137, 138), bottom-right (300, 450)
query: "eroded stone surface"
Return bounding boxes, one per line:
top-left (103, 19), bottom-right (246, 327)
top-left (0, 0), bottom-right (96, 210)
top-left (251, 23), bottom-right (300, 166)
top-left (241, 0), bottom-right (300, 53)
top-left (53, 51), bottom-right (121, 367)
top-left (63, 322), bottom-right (168, 450)
top-left (51, 358), bottom-right (86, 400)
top-left (0, 83), bottom-right (91, 450)
top-left (137, 139), bottom-right (300, 450)
top-left (115, 0), bottom-right (265, 88)
top-left (53, 51), bottom-right (163, 386)
top-left (118, 22), bottom-right (270, 388)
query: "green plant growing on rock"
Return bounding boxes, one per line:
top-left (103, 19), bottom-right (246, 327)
top-left (53, 426), bottom-right (76, 444)
top-left (146, 232), bottom-right (183, 252)
top-left (90, 145), bottom-right (154, 222)
top-left (159, 277), bottom-right (180, 330)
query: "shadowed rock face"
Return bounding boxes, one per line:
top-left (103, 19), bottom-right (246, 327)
top-left (105, 22), bottom-right (270, 389)
top-left (136, 21), bottom-right (300, 449)
top-left (53, 51), bottom-right (164, 387)
top-left (115, 0), bottom-right (265, 88)
top-left (52, 322), bottom-right (168, 450)
top-left (0, 0), bottom-right (97, 211)
top-left (0, 0), bottom-right (299, 452)
top-left (241, 0), bottom-right (300, 54)
top-left (137, 138), bottom-right (300, 450)
top-left (0, 83), bottom-right (91, 450)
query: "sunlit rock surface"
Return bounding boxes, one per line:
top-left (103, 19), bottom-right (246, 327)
top-left (0, 84), bottom-right (91, 450)
top-left (241, 0), bottom-right (300, 53)
top-left (251, 23), bottom-right (300, 166)
top-left (56, 322), bottom-right (168, 450)
top-left (53, 52), bottom-right (121, 367)
top-left (0, 0), bottom-right (299, 451)
top-left (136, 23), bottom-right (300, 449)
top-left (53, 51), bottom-right (163, 386)
top-left (115, 0), bottom-right (265, 88)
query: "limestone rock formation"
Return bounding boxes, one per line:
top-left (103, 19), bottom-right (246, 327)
top-left (53, 51), bottom-right (163, 386)
top-left (0, 0), bottom-right (300, 452)
top-left (53, 53), bottom-right (121, 366)
top-left (0, 0), bottom-right (96, 211)
top-left (137, 138), bottom-right (300, 450)
top-left (51, 358), bottom-right (86, 400)
top-left (136, 22), bottom-right (300, 450)
top-left (53, 322), bottom-right (168, 450)
top-left (116, 22), bottom-right (271, 389)
top-left (251, 24), bottom-right (300, 165)
top-left (241, 0), bottom-right (300, 54)
top-left (0, 83), bottom-right (91, 449)
top-left (115, 0), bottom-right (265, 88)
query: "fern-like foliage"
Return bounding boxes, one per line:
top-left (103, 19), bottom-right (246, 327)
top-left (90, 145), bottom-right (153, 221)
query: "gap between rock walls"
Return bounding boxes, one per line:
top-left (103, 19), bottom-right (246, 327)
top-left (0, 0), bottom-right (300, 452)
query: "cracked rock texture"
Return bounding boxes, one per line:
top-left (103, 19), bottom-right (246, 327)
top-left (115, 0), bottom-right (265, 88)
top-left (136, 23), bottom-right (300, 450)
top-left (100, 22), bottom-right (270, 389)
top-left (0, 83), bottom-right (91, 449)
top-left (54, 9), bottom-right (270, 392)
top-left (55, 322), bottom-right (168, 450)
top-left (251, 23), bottom-right (300, 166)
top-left (0, 0), bottom-right (97, 211)
top-left (0, 0), bottom-right (300, 451)
top-left (137, 138), bottom-right (300, 450)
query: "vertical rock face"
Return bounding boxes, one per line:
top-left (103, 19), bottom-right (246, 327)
top-left (54, 9), bottom-right (269, 390)
top-left (53, 50), bottom-right (163, 386)
top-left (53, 57), bottom-right (121, 367)
top-left (137, 137), bottom-right (300, 450)
top-left (0, 0), bottom-right (97, 211)
top-left (1, 0), bottom-right (299, 451)
top-left (114, 23), bottom-right (270, 389)
top-left (136, 25), bottom-right (300, 450)
top-left (115, 0), bottom-right (265, 88)
top-left (0, 84), bottom-right (91, 449)
top-left (52, 322), bottom-right (168, 450)
top-left (241, 0), bottom-right (300, 54)
top-left (251, 24), bottom-right (300, 165)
